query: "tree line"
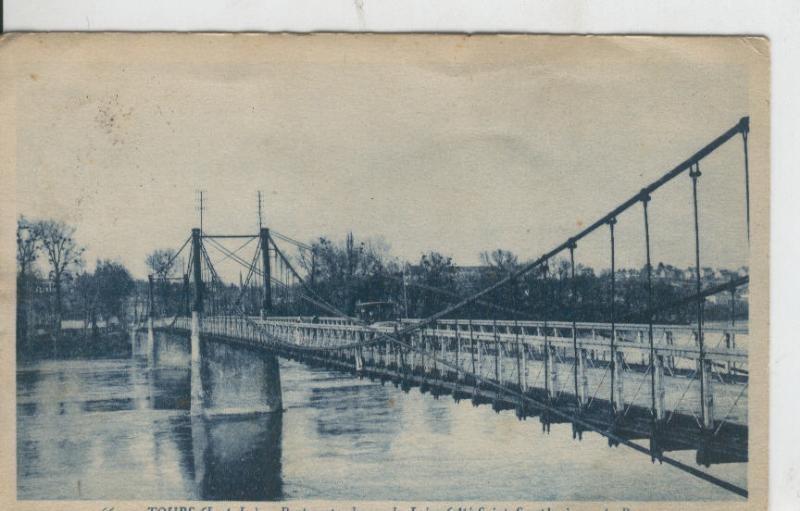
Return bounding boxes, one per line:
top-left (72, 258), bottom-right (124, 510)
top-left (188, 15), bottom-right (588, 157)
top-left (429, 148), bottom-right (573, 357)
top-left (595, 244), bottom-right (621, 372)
top-left (16, 216), bottom-right (138, 347)
top-left (284, 235), bottom-right (748, 325)
top-left (15, 217), bottom-right (186, 349)
top-left (17, 217), bottom-right (748, 351)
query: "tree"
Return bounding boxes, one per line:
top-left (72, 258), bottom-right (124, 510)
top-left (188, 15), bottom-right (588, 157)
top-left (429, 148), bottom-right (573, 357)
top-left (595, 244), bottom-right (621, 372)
top-left (17, 216), bottom-right (39, 276)
top-left (33, 219), bottom-right (85, 330)
top-left (74, 271), bottom-right (100, 337)
top-left (413, 251), bottom-right (456, 317)
top-left (480, 249), bottom-right (519, 274)
top-left (17, 216), bottom-right (40, 345)
top-left (146, 248), bottom-right (178, 315)
top-left (297, 233), bottom-right (396, 316)
top-left (94, 259), bottom-right (135, 325)
top-left (146, 248), bottom-right (178, 279)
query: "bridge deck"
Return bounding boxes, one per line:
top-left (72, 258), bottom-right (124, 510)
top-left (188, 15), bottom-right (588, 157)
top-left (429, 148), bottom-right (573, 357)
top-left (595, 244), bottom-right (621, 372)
top-left (155, 313), bottom-right (748, 465)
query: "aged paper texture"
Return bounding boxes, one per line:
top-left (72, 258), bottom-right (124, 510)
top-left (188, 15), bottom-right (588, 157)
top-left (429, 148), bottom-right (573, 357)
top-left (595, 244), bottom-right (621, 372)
top-left (0, 34), bottom-right (769, 510)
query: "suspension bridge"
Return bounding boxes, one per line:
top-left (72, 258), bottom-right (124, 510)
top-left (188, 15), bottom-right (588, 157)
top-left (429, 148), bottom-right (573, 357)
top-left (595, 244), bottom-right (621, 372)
top-left (137, 117), bottom-right (751, 497)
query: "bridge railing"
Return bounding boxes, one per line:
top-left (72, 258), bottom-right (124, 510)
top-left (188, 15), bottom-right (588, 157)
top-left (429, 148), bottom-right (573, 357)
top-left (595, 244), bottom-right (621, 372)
top-left (157, 314), bottom-right (746, 429)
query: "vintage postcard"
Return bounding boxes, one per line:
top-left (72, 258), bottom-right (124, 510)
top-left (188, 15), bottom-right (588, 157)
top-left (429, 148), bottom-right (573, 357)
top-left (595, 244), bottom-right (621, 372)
top-left (0, 34), bottom-right (769, 510)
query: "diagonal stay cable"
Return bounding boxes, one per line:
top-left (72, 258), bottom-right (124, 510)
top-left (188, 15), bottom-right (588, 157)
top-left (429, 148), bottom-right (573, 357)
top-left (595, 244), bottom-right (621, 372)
top-left (615, 275), bottom-right (749, 325)
top-left (270, 230), bottom-right (314, 251)
top-left (713, 382), bottom-right (749, 436)
top-left (208, 235), bottom-right (257, 267)
top-left (205, 236), bottom-right (258, 274)
top-left (381, 271), bottom-right (542, 320)
top-left (149, 236), bottom-right (191, 279)
top-left (204, 236), bottom-right (260, 308)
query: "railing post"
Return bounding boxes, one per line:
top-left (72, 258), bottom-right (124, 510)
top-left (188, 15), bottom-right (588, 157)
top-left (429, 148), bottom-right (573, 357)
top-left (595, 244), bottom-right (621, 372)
top-left (728, 283), bottom-right (737, 375)
top-left (454, 321), bottom-right (461, 380)
top-left (421, 328), bottom-right (428, 375)
top-left (411, 331), bottom-right (417, 372)
top-left (477, 337), bottom-right (484, 381)
top-left (468, 319), bottom-right (476, 376)
top-left (393, 326), bottom-right (402, 372)
top-left (521, 336), bottom-right (528, 393)
top-left (494, 320), bottom-right (503, 385)
top-left (515, 321), bottom-right (522, 391)
top-left (577, 348), bottom-right (589, 406)
top-left (433, 324), bottom-right (440, 375)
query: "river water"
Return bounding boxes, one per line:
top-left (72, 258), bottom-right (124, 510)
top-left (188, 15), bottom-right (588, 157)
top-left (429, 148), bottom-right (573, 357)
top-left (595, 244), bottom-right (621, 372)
top-left (17, 332), bottom-right (746, 501)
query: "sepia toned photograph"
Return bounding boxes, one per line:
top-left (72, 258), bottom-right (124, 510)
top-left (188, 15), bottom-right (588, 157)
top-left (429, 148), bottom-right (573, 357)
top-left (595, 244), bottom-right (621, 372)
top-left (1, 34), bottom-right (769, 507)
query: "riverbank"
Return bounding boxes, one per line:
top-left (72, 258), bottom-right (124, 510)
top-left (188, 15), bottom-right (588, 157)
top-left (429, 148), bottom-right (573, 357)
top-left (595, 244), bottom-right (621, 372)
top-left (17, 328), bottom-right (131, 361)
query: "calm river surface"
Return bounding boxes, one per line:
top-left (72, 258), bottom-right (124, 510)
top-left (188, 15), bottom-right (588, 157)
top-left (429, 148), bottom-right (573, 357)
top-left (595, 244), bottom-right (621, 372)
top-left (17, 332), bottom-right (746, 501)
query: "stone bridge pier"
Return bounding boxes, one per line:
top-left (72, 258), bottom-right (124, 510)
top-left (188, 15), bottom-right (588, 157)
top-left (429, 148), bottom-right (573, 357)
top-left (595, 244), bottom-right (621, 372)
top-left (141, 320), bottom-right (283, 415)
top-left (196, 326), bottom-right (283, 415)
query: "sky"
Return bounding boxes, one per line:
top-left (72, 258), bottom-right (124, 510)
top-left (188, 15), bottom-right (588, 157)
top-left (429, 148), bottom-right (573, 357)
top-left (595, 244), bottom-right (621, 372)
top-left (10, 34), bottom-right (764, 279)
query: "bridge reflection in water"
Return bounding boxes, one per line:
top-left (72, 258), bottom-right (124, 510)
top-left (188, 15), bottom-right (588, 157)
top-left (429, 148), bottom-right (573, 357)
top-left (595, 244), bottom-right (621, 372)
top-left (142, 331), bottom-right (285, 501)
top-left (16, 331), bottom-right (283, 501)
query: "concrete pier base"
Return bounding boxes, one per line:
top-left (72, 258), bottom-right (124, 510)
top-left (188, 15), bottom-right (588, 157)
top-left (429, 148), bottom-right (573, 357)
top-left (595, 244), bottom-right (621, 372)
top-left (202, 337), bottom-right (283, 414)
